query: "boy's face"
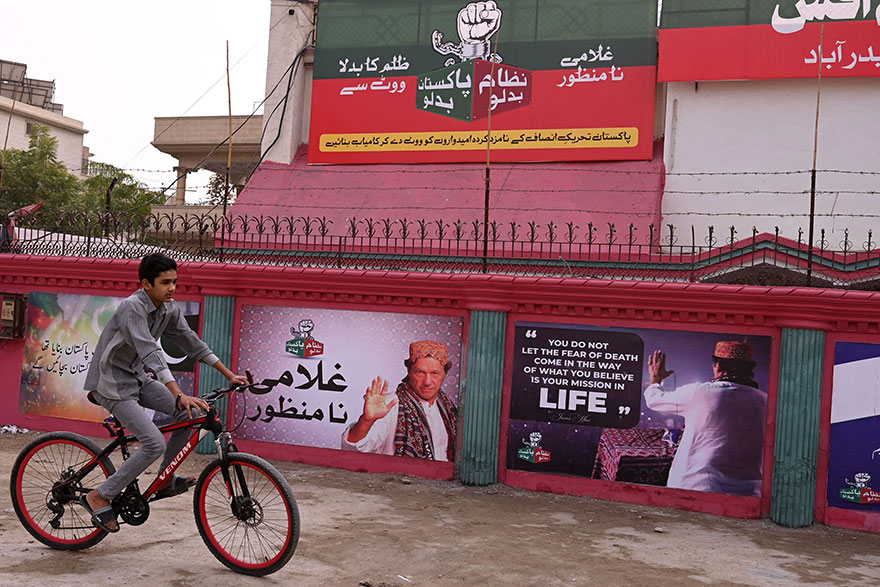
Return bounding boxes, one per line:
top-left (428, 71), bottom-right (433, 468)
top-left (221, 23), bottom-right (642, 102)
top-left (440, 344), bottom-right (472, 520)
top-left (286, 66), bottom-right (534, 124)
top-left (142, 269), bottom-right (178, 307)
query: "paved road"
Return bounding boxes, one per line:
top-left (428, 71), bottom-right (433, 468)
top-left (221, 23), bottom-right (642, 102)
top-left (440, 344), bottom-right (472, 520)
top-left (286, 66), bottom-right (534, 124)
top-left (2, 431), bottom-right (880, 586)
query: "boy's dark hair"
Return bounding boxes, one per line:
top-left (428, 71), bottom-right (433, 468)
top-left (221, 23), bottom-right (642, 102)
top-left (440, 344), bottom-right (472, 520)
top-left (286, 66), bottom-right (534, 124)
top-left (139, 253), bottom-right (177, 285)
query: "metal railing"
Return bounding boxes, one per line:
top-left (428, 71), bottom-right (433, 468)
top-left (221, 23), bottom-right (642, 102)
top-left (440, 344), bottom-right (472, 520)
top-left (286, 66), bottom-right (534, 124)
top-left (2, 211), bottom-right (878, 289)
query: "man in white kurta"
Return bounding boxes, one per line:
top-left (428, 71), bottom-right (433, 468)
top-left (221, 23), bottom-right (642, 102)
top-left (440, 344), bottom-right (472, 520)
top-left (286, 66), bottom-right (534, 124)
top-left (644, 341), bottom-right (767, 497)
top-left (341, 388), bottom-right (452, 461)
top-left (342, 341), bottom-right (457, 461)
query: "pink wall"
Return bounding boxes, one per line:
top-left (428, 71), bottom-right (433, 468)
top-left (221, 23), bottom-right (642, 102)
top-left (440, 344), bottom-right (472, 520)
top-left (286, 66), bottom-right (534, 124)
top-left (4, 254), bottom-right (880, 531)
top-left (230, 141), bottom-right (665, 240)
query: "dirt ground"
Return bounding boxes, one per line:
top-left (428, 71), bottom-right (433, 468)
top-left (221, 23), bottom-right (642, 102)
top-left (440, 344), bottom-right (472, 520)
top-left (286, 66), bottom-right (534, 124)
top-left (2, 430), bottom-right (880, 587)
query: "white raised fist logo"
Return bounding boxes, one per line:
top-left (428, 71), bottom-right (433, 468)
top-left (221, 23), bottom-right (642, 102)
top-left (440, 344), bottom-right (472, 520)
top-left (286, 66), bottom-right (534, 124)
top-left (458, 1), bottom-right (502, 44)
top-left (523, 431), bottom-right (542, 448)
top-left (433, 1), bottom-right (504, 65)
top-left (846, 472), bottom-right (872, 488)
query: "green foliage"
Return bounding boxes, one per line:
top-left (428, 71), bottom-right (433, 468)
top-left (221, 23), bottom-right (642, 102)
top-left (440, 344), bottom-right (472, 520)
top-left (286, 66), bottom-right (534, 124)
top-left (205, 172), bottom-right (237, 206)
top-left (0, 124), bottom-right (81, 215)
top-left (81, 161), bottom-right (157, 219)
top-left (1, 124), bottom-right (159, 233)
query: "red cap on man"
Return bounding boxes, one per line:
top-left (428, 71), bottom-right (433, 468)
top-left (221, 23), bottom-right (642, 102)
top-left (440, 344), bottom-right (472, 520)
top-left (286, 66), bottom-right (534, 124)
top-left (408, 341), bottom-right (449, 365)
top-left (713, 341), bottom-right (754, 361)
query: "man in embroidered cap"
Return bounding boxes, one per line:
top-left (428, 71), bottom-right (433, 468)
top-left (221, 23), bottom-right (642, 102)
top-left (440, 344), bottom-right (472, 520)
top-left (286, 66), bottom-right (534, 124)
top-left (342, 340), bottom-right (457, 461)
top-left (644, 340), bottom-right (766, 497)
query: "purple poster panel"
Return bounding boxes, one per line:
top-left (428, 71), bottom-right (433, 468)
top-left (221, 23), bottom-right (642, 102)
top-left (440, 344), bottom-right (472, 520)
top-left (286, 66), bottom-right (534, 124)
top-left (235, 305), bottom-right (463, 461)
top-left (20, 291), bottom-right (199, 423)
top-left (827, 342), bottom-right (880, 511)
top-left (509, 321), bottom-right (771, 497)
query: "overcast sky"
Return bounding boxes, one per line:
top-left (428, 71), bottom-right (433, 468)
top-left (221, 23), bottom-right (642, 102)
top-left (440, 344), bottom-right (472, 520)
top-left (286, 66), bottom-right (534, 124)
top-left (1, 0), bottom-right (272, 201)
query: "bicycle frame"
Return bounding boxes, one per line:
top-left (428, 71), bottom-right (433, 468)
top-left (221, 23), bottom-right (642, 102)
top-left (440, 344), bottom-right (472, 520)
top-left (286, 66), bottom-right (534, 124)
top-left (69, 373), bottom-right (271, 508)
top-left (71, 407), bottom-right (225, 502)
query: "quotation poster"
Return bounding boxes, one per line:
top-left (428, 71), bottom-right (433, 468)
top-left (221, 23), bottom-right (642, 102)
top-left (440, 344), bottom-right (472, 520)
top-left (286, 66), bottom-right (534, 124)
top-left (509, 321), bottom-right (772, 497)
top-left (235, 305), bottom-right (463, 459)
top-left (827, 342), bottom-right (880, 511)
top-left (19, 292), bottom-right (201, 423)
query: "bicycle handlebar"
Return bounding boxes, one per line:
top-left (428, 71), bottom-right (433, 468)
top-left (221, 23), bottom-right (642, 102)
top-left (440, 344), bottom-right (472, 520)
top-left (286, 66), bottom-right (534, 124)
top-left (201, 369), bottom-right (299, 405)
top-left (203, 370), bottom-right (255, 403)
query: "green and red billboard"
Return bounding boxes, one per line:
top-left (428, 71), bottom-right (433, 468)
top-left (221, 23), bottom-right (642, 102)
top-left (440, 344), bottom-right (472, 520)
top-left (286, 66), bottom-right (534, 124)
top-left (309, 0), bottom-right (657, 164)
top-left (659, 0), bottom-right (880, 81)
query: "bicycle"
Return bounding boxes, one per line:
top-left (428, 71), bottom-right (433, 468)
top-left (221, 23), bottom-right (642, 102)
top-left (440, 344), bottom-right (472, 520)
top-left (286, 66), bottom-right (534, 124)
top-left (9, 374), bottom-right (299, 576)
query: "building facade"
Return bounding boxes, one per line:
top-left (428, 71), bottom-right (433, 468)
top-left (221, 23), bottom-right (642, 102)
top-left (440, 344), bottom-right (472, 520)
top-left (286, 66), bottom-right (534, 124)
top-left (0, 60), bottom-right (90, 178)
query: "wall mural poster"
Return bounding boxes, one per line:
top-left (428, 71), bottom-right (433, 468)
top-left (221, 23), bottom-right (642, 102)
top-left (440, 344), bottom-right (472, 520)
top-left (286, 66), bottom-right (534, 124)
top-left (509, 322), bottom-right (772, 497)
top-left (827, 342), bottom-right (880, 511)
top-left (235, 306), bottom-right (463, 462)
top-left (19, 292), bottom-right (200, 423)
top-left (310, 0), bottom-right (657, 164)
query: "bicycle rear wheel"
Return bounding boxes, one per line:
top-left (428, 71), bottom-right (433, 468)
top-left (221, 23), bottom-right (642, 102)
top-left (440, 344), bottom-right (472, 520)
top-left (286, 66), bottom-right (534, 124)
top-left (10, 432), bottom-right (116, 550)
top-left (194, 452), bottom-right (299, 576)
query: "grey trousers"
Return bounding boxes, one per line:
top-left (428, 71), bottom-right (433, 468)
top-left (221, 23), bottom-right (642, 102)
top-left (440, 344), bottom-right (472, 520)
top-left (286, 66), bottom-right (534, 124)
top-left (94, 378), bottom-right (194, 500)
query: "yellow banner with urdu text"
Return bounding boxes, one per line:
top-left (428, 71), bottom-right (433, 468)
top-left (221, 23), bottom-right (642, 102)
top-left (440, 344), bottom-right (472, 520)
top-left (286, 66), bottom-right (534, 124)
top-left (319, 128), bottom-right (639, 152)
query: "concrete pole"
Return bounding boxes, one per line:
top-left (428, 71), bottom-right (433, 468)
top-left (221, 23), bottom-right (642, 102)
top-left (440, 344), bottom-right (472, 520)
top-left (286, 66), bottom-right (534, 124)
top-left (173, 166), bottom-right (189, 206)
top-left (260, 0), bottom-right (315, 165)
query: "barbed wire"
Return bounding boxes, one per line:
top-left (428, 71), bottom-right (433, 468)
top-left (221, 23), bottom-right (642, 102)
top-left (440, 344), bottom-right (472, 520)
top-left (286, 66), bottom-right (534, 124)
top-left (58, 165), bottom-right (880, 177)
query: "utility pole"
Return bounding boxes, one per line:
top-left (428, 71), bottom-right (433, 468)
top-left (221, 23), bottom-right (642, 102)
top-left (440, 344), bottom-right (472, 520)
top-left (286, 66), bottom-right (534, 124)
top-left (104, 177), bottom-right (118, 238)
top-left (806, 24), bottom-right (824, 287)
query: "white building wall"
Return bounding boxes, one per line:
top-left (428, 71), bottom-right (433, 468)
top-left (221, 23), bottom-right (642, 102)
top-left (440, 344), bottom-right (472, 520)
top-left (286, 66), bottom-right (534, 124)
top-left (261, 0), bottom-right (315, 164)
top-left (662, 78), bottom-right (880, 244)
top-left (0, 96), bottom-right (88, 177)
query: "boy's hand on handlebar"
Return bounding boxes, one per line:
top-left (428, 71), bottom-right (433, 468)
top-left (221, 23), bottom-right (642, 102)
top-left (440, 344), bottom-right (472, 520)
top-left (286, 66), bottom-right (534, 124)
top-left (228, 373), bottom-right (250, 388)
top-left (179, 394), bottom-right (210, 418)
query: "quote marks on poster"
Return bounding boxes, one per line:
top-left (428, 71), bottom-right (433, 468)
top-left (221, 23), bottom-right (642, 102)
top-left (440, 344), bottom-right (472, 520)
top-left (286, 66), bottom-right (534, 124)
top-left (511, 325), bottom-right (644, 428)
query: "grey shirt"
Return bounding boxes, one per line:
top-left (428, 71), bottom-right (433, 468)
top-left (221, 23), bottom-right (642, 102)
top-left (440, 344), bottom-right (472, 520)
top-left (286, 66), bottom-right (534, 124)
top-left (84, 289), bottom-right (218, 401)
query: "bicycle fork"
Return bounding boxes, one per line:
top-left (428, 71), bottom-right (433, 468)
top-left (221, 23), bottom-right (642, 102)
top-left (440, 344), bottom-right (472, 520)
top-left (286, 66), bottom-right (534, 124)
top-left (213, 432), bottom-right (254, 519)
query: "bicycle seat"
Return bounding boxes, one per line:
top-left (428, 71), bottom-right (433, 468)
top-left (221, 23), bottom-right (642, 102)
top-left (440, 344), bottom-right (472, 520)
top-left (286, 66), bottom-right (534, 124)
top-left (88, 391), bottom-right (121, 427)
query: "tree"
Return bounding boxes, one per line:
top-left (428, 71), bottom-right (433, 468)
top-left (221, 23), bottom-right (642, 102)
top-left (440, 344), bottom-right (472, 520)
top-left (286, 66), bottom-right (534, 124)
top-left (81, 161), bottom-right (158, 220)
top-left (0, 124), bottom-right (81, 215)
top-left (205, 172), bottom-right (237, 207)
top-left (0, 124), bottom-right (159, 234)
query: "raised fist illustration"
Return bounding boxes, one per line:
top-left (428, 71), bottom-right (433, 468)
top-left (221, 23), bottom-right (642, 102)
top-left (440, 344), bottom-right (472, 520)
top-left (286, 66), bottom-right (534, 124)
top-left (457, 1), bottom-right (502, 44)
top-left (432, 1), bottom-right (503, 64)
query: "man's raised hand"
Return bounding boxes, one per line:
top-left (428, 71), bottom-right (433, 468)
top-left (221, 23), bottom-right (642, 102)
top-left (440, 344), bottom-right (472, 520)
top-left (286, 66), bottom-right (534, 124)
top-left (361, 377), bottom-right (397, 422)
top-left (648, 350), bottom-right (675, 384)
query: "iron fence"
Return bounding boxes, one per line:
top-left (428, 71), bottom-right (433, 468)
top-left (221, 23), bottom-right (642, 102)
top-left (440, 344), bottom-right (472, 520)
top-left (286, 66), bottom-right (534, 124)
top-left (2, 211), bottom-right (879, 289)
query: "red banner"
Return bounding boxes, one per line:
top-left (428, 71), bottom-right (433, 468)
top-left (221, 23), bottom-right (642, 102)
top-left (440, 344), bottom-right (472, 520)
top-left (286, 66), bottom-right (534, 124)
top-left (309, 66), bottom-right (656, 164)
top-left (659, 21), bottom-right (880, 81)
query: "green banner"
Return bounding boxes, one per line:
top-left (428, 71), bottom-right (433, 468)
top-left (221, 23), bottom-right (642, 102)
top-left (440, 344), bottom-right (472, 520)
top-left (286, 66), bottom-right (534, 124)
top-left (315, 0), bottom-right (657, 78)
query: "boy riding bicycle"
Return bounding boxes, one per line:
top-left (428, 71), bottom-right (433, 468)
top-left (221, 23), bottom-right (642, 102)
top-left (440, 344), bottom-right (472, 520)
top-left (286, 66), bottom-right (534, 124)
top-left (81, 253), bottom-right (247, 532)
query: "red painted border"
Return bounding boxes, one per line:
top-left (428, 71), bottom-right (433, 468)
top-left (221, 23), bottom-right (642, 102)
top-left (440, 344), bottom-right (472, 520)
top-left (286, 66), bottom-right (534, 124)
top-left (505, 469), bottom-right (761, 518)
top-left (814, 331), bottom-right (880, 533)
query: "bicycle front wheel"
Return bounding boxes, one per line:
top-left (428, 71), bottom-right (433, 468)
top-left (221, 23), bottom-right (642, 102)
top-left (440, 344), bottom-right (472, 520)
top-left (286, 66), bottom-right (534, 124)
top-left (194, 452), bottom-right (299, 576)
top-left (10, 432), bottom-right (116, 550)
